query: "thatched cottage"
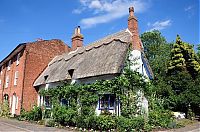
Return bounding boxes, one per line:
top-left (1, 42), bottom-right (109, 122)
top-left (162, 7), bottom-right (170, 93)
top-left (34, 7), bottom-right (153, 116)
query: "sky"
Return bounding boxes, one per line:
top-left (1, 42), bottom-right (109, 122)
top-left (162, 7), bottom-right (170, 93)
top-left (0, 0), bottom-right (199, 61)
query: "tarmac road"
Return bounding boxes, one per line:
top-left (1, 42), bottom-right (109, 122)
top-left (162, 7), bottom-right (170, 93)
top-left (0, 118), bottom-right (72, 132)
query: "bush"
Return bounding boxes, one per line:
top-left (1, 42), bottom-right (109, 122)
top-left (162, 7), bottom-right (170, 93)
top-left (52, 105), bottom-right (77, 126)
top-left (18, 108), bottom-right (28, 121)
top-left (117, 116), bottom-right (145, 131)
top-left (96, 115), bottom-right (116, 131)
top-left (0, 101), bottom-right (10, 117)
top-left (148, 109), bottom-right (173, 129)
top-left (27, 106), bottom-right (42, 121)
top-left (45, 119), bottom-right (55, 127)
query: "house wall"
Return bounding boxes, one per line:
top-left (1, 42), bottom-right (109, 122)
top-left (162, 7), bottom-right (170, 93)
top-left (22, 40), bottom-right (69, 112)
top-left (0, 49), bottom-right (26, 115)
top-left (129, 50), bottom-right (149, 79)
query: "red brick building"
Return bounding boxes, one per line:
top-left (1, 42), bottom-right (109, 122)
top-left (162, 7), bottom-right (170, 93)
top-left (0, 39), bottom-right (69, 115)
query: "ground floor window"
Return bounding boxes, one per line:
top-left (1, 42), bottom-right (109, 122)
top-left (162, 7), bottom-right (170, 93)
top-left (99, 94), bottom-right (115, 110)
top-left (3, 94), bottom-right (9, 102)
top-left (44, 96), bottom-right (51, 109)
top-left (60, 98), bottom-right (69, 106)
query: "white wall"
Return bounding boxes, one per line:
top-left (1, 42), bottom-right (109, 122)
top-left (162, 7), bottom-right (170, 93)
top-left (129, 50), bottom-right (149, 79)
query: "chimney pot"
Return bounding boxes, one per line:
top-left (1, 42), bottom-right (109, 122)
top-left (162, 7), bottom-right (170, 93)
top-left (71, 26), bottom-right (84, 51)
top-left (129, 7), bottom-right (134, 17)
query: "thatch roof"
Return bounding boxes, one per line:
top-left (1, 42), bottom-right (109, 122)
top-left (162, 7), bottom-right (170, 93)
top-left (34, 29), bottom-right (131, 86)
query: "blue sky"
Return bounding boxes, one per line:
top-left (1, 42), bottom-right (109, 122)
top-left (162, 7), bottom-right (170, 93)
top-left (0, 0), bottom-right (199, 61)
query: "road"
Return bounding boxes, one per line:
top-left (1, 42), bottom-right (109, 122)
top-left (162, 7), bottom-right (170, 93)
top-left (0, 118), bottom-right (73, 132)
top-left (0, 117), bottom-right (199, 132)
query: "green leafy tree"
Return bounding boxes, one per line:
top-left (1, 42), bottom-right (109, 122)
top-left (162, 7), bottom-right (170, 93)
top-left (141, 30), bottom-right (171, 78)
top-left (141, 30), bottom-right (172, 99)
top-left (168, 35), bottom-right (200, 77)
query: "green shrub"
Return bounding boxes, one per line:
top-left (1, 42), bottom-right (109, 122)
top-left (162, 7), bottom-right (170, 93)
top-left (45, 119), bottom-right (55, 127)
top-left (117, 116), bottom-right (145, 131)
top-left (52, 105), bottom-right (77, 126)
top-left (96, 115), bottom-right (116, 131)
top-left (148, 109), bottom-right (173, 129)
top-left (27, 106), bottom-right (42, 121)
top-left (0, 101), bottom-right (10, 117)
top-left (18, 108), bottom-right (28, 121)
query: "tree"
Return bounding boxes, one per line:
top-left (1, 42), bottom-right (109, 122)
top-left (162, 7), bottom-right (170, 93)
top-left (168, 35), bottom-right (200, 78)
top-left (166, 35), bottom-right (200, 116)
top-left (140, 30), bottom-right (171, 78)
top-left (141, 30), bottom-right (172, 99)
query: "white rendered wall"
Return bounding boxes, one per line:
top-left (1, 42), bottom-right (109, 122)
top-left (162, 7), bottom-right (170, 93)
top-left (129, 50), bottom-right (149, 79)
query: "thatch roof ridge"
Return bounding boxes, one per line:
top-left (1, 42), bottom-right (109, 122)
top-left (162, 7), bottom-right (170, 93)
top-left (48, 29), bottom-right (131, 66)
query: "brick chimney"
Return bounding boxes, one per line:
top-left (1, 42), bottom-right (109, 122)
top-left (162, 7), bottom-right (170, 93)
top-left (71, 26), bottom-right (84, 51)
top-left (128, 7), bottom-right (142, 51)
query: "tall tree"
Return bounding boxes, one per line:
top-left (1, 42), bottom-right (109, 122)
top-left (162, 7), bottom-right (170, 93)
top-left (140, 30), bottom-right (171, 78)
top-left (168, 35), bottom-right (200, 78)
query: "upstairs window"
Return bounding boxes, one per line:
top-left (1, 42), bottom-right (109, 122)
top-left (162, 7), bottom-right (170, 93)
top-left (99, 94), bottom-right (115, 110)
top-left (14, 71), bottom-right (19, 86)
top-left (7, 60), bottom-right (11, 71)
top-left (16, 53), bottom-right (21, 66)
top-left (5, 76), bottom-right (9, 88)
top-left (0, 66), bottom-right (2, 75)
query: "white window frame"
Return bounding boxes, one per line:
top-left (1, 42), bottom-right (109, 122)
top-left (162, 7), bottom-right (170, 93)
top-left (16, 53), bottom-right (20, 66)
top-left (5, 76), bottom-right (9, 88)
top-left (7, 60), bottom-right (11, 71)
top-left (14, 71), bottom-right (19, 86)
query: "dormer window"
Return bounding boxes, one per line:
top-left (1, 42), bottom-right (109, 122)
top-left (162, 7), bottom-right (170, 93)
top-left (7, 60), bottom-right (11, 71)
top-left (44, 75), bottom-right (48, 80)
top-left (68, 69), bottom-right (74, 78)
top-left (16, 53), bottom-right (21, 66)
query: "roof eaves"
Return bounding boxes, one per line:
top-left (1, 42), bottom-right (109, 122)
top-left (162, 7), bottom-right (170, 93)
top-left (0, 43), bottom-right (26, 67)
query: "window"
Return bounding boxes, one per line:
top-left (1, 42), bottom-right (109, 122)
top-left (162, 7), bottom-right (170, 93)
top-left (99, 94), bottom-right (115, 110)
top-left (14, 71), bottom-right (19, 86)
top-left (44, 96), bottom-right (51, 109)
top-left (60, 98), bottom-right (69, 106)
top-left (16, 53), bottom-right (21, 66)
top-left (7, 60), bottom-right (11, 71)
top-left (0, 66), bottom-right (2, 75)
top-left (5, 76), bottom-right (9, 88)
top-left (3, 94), bottom-right (9, 102)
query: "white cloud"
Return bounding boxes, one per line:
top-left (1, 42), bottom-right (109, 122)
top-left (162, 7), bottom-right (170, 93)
top-left (184, 5), bottom-right (193, 12)
top-left (147, 20), bottom-right (172, 31)
top-left (89, 0), bottom-right (102, 9)
top-left (73, 0), bottom-right (148, 28)
top-left (72, 8), bottom-right (86, 14)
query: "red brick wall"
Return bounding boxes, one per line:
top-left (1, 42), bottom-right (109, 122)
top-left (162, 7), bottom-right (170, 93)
top-left (0, 49), bottom-right (26, 115)
top-left (22, 39), bottom-right (68, 111)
